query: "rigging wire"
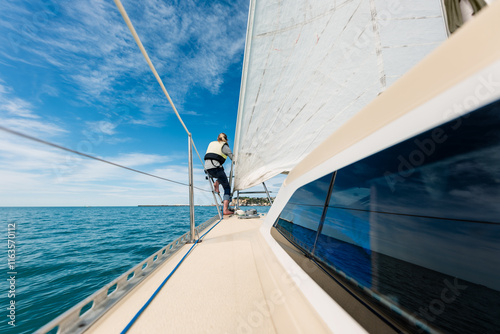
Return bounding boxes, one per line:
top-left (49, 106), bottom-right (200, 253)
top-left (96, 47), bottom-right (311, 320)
top-left (0, 125), bottom-right (211, 193)
top-left (1, 0), bottom-right (219, 196)
top-left (113, 0), bottom-right (190, 136)
top-left (113, 0), bottom-right (222, 196)
top-left (192, 140), bottom-right (205, 168)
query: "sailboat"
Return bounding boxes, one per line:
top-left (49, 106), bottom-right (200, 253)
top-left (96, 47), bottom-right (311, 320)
top-left (36, 0), bottom-right (500, 333)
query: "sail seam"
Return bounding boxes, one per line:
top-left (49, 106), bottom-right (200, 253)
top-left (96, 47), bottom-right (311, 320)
top-left (378, 15), bottom-right (442, 21)
top-left (369, 0), bottom-right (386, 92)
top-left (382, 42), bottom-right (442, 49)
top-left (254, 0), bottom-right (355, 38)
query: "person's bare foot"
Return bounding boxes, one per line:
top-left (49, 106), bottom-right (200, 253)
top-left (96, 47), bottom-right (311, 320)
top-left (223, 211), bottom-right (233, 215)
top-left (213, 181), bottom-right (220, 193)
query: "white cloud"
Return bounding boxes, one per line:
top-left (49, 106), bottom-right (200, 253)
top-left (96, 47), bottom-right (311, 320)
top-left (0, 135), bottom-right (210, 206)
top-left (0, 129), bottom-right (282, 206)
top-left (0, 136), bottom-right (68, 171)
top-left (0, 0), bottom-right (253, 206)
top-left (2, 97), bottom-right (38, 118)
top-left (0, 82), bottom-right (8, 94)
top-left (104, 136), bottom-right (133, 145)
top-left (0, 97), bottom-right (39, 118)
top-left (0, 0), bottom-right (248, 127)
top-left (0, 118), bottom-right (67, 137)
top-left (0, 83), bottom-right (37, 118)
top-left (71, 72), bottom-right (115, 99)
top-left (85, 120), bottom-right (118, 135)
top-left (114, 152), bottom-right (172, 167)
top-left (38, 84), bottom-right (59, 98)
top-left (0, 82), bottom-right (67, 137)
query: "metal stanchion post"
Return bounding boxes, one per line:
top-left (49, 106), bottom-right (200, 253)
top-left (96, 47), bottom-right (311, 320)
top-left (188, 134), bottom-right (195, 243)
top-left (262, 182), bottom-right (273, 205)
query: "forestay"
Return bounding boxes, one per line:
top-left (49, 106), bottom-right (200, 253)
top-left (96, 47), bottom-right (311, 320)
top-left (233, 0), bottom-right (447, 190)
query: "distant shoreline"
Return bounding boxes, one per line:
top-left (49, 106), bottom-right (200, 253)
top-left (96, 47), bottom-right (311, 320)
top-left (0, 205), bottom-right (269, 208)
top-left (138, 204), bottom-right (216, 207)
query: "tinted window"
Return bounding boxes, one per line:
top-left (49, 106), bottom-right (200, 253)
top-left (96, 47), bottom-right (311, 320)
top-left (275, 173), bottom-right (333, 252)
top-left (275, 99), bottom-right (500, 333)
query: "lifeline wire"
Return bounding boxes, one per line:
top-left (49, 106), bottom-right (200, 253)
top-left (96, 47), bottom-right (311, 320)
top-left (0, 125), bottom-right (211, 193)
top-left (120, 217), bottom-right (224, 334)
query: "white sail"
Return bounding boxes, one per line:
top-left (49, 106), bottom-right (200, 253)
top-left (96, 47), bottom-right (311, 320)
top-left (233, 0), bottom-right (447, 190)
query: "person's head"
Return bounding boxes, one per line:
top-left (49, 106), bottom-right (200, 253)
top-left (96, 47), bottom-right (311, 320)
top-left (218, 133), bottom-right (228, 143)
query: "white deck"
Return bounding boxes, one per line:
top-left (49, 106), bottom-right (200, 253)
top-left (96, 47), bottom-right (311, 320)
top-left (86, 216), bottom-right (331, 333)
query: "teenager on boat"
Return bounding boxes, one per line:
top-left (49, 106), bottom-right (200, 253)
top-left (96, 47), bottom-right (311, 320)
top-left (204, 133), bottom-right (234, 215)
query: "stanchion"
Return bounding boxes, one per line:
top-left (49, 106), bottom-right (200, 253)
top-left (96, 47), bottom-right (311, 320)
top-left (188, 134), bottom-right (195, 243)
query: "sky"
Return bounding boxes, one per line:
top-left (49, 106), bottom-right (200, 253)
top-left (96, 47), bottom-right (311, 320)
top-left (0, 0), bottom-right (284, 206)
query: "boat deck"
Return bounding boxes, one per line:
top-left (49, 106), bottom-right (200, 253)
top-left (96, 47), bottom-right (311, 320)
top-left (86, 215), bottom-right (331, 333)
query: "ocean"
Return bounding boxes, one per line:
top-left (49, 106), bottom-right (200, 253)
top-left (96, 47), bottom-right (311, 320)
top-left (0, 206), bottom-right (269, 334)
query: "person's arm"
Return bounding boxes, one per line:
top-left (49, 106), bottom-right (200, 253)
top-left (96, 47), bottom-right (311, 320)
top-left (222, 144), bottom-right (233, 160)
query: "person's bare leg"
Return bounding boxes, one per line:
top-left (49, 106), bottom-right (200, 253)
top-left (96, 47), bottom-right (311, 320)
top-left (214, 180), bottom-right (220, 193)
top-left (223, 200), bottom-right (233, 215)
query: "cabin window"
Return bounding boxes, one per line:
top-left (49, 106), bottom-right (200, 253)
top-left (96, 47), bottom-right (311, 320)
top-left (275, 173), bottom-right (333, 253)
top-left (273, 98), bottom-right (500, 333)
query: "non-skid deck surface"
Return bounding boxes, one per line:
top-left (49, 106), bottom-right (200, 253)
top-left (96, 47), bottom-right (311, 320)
top-left (86, 216), bottom-right (330, 333)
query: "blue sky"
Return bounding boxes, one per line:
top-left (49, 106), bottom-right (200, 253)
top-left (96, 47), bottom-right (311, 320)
top-left (0, 0), bottom-right (284, 206)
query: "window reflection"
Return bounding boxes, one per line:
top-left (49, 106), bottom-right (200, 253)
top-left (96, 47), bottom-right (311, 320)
top-left (275, 99), bottom-right (500, 333)
top-left (275, 173), bottom-right (333, 252)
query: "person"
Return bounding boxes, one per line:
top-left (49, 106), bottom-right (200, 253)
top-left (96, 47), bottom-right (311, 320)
top-left (204, 133), bottom-right (234, 215)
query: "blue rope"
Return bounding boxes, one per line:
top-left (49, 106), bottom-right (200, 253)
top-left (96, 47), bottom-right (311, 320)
top-left (121, 218), bottom-right (223, 333)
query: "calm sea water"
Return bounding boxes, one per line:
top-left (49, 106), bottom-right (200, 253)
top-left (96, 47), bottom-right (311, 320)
top-left (0, 206), bottom-right (269, 334)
